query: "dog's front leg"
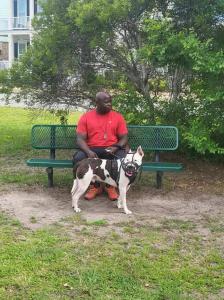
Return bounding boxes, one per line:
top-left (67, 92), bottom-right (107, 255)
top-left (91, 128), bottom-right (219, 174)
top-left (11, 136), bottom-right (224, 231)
top-left (119, 186), bottom-right (132, 215)
top-left (117, 196), bottom-right (123, 209)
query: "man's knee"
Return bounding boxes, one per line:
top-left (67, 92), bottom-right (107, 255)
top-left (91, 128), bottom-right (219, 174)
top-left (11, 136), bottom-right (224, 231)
top-left (114, 149), bottom-right (126, 159)
top-left (73, 150), bottom-right (87, 165)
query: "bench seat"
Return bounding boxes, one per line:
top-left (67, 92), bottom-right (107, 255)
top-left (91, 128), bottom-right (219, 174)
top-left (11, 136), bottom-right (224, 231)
top-left (27, 159), bottom-right (184, 173)
top-left (142, 162), bottom-right (184, 172)
top-left (27, 159), bottom-right (74, 168)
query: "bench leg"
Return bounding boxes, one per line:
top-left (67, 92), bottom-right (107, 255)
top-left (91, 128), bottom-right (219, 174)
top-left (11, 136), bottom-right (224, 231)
top-left (46, 167), bottom-right (54, 187)
top-left (156, 171), bottom-right (163, 189)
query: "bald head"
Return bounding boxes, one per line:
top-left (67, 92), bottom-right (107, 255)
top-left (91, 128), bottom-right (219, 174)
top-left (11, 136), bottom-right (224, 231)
top-left (96, 92), bottom-right (111, 101)
top-left (95, 92), bottom-right (112, 114)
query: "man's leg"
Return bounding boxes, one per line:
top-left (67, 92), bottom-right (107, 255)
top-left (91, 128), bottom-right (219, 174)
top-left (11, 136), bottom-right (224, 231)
top-left (72, 150), bottom-right (87, 172)
top-left (113, 148), bottom-right (126, 159)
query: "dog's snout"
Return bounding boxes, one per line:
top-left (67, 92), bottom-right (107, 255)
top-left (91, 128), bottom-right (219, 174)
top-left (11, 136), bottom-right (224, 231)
top-left (126, 164), bottom-right (135, 171)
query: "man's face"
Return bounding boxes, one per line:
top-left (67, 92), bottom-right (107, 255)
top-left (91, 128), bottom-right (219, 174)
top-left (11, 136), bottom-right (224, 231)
top-left (96, 93), bottom-right (112, 114)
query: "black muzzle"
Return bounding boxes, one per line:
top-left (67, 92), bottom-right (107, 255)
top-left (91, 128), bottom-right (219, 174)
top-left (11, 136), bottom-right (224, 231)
top-left (121, 161), bottom-right (141, 178)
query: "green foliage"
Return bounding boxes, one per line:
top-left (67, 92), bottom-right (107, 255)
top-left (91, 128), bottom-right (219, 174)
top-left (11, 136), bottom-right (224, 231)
top-left (157, 98), bottom-right (224, 155)
top-left (113, 90), bottom-right (155, 124)
top-left (0, 0), bottom-right (224, 157)
top-left (0, 69), bottom-right (12, 94)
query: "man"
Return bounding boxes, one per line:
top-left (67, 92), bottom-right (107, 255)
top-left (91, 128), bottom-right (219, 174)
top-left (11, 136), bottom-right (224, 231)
top-left (73, 91), bottom-right (128, 200)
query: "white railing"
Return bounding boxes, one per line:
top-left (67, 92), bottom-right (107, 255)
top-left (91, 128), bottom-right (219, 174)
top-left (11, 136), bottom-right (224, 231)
top-left (0, 17), bottom-right (31, 31)
top-left (12, 16), bottom-right (31, 29)
top-left (0, 61), bottom-right (9, 69)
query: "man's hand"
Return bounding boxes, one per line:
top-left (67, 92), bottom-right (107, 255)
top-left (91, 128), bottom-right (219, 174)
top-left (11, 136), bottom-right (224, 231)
top-left (86, 150), bottom-right (98, 158)
top-left (105, 146), bottom-right (118, 154)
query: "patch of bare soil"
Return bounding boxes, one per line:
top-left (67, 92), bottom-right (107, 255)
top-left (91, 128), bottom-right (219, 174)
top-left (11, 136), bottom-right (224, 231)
top-left (0, 155), bottom-right (224, 230)
top-left (0, 184), bottom-right (223, 230)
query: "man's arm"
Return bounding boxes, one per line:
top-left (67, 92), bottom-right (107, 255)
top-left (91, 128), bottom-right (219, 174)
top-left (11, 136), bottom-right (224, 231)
top-left (115, 134), bottom-right (128, 149)
top-left (105, 134), bottom-right (128, 154)
top-left (77, 133), bottom-right (98, 158)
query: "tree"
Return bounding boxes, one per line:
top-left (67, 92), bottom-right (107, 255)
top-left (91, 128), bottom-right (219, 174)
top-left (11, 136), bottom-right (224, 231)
top-left (0, 0), bottom-right (224, 155)
top-left (0, 0), bottom-right (94, 108)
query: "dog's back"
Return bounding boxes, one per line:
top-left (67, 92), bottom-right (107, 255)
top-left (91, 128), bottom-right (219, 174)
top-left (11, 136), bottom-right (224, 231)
top-left (74, 158), bottom-right (120, 186)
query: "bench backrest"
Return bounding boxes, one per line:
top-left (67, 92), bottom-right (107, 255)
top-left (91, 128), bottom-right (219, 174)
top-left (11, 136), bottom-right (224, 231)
top-left (31, 124), bottom-right (178, 151)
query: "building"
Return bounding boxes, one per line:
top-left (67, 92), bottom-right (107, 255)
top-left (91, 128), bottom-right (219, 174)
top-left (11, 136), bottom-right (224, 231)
top-left (0, 0), bottom-right (41, 69)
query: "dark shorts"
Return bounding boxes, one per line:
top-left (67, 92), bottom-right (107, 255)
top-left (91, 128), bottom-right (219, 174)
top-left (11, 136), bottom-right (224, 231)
top-left (73, 147), bottom-right (126, 166)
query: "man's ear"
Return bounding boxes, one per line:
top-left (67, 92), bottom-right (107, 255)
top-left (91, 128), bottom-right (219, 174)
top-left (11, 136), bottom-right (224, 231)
top-left (137, 146), bottom-right (144, 157)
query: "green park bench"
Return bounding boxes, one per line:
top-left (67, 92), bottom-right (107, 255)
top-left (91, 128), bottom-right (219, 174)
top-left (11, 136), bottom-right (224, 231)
top-left (26, 125), bottom-right (184, 188)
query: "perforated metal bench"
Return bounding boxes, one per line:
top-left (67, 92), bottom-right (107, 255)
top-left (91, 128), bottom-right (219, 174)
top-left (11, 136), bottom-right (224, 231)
top-left (26, 125), bottom-right (184, 188)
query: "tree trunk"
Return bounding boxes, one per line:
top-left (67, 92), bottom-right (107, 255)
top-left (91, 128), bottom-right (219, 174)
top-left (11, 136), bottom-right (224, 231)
top-left (170, 66), bottom-right (184, 101)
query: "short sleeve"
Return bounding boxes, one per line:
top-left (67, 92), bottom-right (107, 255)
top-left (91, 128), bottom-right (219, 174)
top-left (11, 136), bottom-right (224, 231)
top-left (117, 114), bottom-right (128, 135)
top-left (76, 114), bottom-right (87, 134)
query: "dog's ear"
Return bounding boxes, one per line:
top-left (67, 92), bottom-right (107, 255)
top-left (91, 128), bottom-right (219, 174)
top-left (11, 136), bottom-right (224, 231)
top-left (137, 146), bottom-right (144, 157)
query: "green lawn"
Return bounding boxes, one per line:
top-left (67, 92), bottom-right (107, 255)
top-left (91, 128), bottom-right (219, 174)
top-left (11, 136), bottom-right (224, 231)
top-left (0, 107), bottom-right (81, 187)
top-left (0, 212), bottom-right (224, 300)
top-left (0, 107), bottom-right (81, 157)
top-left (0, 107), bottom-right (224, 300)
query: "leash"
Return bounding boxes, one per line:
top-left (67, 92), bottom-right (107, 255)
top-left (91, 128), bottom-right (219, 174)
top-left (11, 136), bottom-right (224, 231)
top-left (105, 149), bottom-right (136, 159)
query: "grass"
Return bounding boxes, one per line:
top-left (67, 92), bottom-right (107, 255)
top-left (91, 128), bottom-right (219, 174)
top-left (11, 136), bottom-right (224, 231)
top-left (86, 219), bottom-right (108, 226)
top-left (161, 219), bottom-right (196, 231)
top-left (0, 107), bottom-right (81, 187)
top-left (0, 107), bottom-right (81, 157)
top-left (0, 211), bottom-right (224, 299)
top-left (0, 107), bottom-right (224, 299)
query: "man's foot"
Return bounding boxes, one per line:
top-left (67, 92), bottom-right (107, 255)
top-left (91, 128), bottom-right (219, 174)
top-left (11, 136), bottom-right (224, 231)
top-left (84, 185), bottom-right (103, 200)
top-left (104, 186), bottom-right (119, 201)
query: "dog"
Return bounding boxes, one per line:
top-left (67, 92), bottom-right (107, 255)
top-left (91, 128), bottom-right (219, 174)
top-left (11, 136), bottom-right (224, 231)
top-left (71, 146), bottom-right (144, 214)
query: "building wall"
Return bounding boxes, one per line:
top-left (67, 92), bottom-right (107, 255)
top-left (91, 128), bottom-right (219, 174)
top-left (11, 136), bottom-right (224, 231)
top-left (0, 36), bottom-right (8, 42)
top-left (0, 0), bottom-right (42, 67)
top-left (0, 0), bottom-right (9, 19)
top-left (0, 42), bottom-right (8, 60)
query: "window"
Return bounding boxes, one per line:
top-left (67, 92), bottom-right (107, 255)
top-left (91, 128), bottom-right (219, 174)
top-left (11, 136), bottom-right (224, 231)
top-left (18, 42), bottom-right (26, 57)
top-left (14, 0), bottom-right (29, 17)
top-left (13, 0), bottom-right (29, 28)
top-left (34, 0), bottom-right (43, 14)
top-left (14, 41), bottom-right (29, 59)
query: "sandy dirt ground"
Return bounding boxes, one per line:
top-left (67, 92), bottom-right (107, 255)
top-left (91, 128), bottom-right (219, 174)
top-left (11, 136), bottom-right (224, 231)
top-left (0, 183), bottom-right (223, 230)
top-left (0, 156), bottom-right (224, 231)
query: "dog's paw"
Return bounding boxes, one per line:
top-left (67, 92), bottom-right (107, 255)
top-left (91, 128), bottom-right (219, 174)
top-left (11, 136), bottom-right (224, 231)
top-left (117, 203), bottom-right (123, 209)
top-left (74, 207), bottom-right (81, 213)
top-left (124, 209), bottom-right (132, 215)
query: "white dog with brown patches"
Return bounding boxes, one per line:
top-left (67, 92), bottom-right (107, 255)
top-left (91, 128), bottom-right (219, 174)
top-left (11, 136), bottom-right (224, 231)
top-left (71, 146), bottom-right (144, 214)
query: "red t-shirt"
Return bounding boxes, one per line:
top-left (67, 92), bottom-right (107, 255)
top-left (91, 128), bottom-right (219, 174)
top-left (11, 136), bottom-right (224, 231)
top-left (76, 109), bottom-right (128, 147)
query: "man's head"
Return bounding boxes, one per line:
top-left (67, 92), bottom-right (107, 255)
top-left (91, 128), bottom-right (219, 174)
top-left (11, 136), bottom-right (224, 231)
top-left (95, 92), bottom-right (112, 114)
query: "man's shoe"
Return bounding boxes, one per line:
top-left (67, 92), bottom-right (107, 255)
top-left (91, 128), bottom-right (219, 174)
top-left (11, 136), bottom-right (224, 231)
top-left (84, 185), bottom-right (103, 200)
top-left (105, 186), bottom-right (119, 201)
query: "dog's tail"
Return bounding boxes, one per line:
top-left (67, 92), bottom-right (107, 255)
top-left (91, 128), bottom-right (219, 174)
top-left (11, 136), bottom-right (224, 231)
top-left (71, 179), bottom-right (78, 196)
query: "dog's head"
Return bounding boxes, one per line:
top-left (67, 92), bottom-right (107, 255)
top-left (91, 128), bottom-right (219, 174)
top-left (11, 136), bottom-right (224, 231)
top-left (122, 146), bottom-right (144, 178)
